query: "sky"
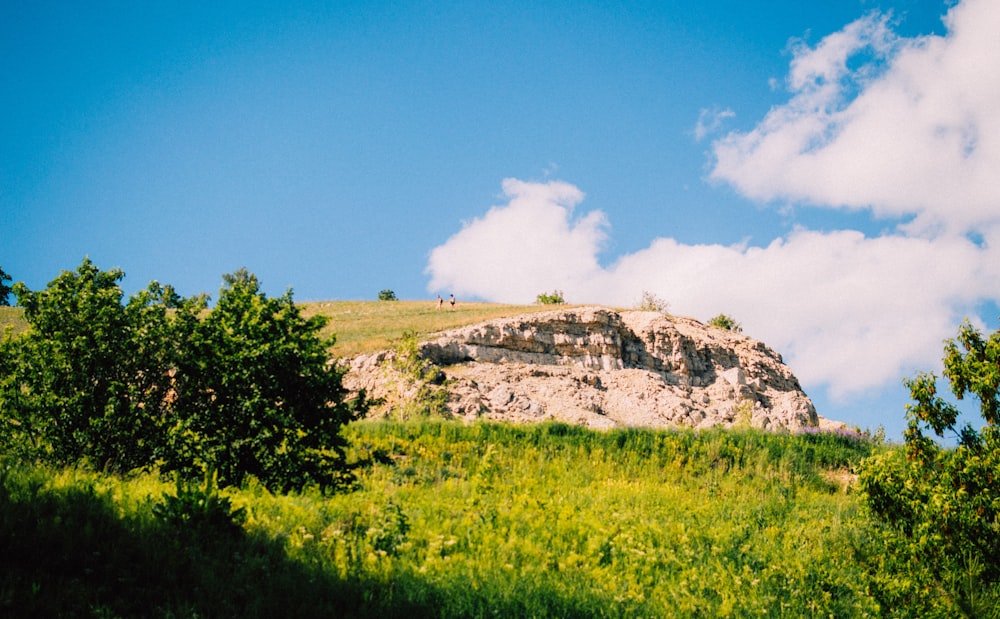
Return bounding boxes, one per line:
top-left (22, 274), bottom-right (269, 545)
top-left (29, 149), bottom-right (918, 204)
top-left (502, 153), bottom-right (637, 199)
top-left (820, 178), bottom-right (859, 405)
top-left (4, 0), bottom-right (999, 439)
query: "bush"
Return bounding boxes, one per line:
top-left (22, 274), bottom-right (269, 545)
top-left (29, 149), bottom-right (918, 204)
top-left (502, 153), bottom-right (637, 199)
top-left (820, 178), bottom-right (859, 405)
top-left (636, 291), bottom-right (669, 313)
top-left (0, 260), bottom-right (367, 493)
top-left (536, 290), bottom-right (565, 305)
top-left (378, 289), bottom-right (398, 301)
top-left (858, 318), bottom-right (1000, 615)
top-left (708, 313), bottom-right (742, 333)
top-left (1, 259), bottom-right (200, 472)
top-left (166, 268), bottom-right (368, 493)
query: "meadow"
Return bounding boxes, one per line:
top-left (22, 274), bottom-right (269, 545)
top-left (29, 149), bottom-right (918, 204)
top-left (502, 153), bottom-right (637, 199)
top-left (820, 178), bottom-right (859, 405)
top-left (2, 300), bottom-right (996, 617)
top-left (1, 420), bottom-right (880, 617)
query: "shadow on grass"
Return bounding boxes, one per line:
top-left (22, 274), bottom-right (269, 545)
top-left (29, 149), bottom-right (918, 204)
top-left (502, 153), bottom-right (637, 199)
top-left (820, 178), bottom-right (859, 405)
top-left (0, 466), bottom-right (596, 618)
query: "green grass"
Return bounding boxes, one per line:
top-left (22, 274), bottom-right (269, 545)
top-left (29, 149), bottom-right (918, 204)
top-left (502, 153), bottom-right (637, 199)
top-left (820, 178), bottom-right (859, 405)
top-left (0, 301), bottom-right (567, 356)
top-left (0, 421), bottom-right (888, 617)
top-left (302, 300), bottom-right (572, 357)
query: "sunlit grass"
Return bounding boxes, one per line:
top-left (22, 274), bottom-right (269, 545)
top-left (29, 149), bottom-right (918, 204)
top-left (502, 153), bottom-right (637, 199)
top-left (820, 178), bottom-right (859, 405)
top-left (1, 421), bottom-right (886, 617)
top-left (301, 300), bottom-right (572, 357)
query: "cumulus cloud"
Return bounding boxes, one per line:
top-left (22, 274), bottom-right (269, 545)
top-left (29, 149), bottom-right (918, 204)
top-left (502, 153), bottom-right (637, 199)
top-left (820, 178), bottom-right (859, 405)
top-left (426, 178), bottom-right (608, 302)
top-left (426, 0), bottom-right (1000, 401)
top-left (710, 0), bottom-right (1000, 234)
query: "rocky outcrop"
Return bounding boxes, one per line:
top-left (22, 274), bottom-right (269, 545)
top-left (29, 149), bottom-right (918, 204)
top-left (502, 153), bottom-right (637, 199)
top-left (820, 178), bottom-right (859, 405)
top-left (345, 307), bottom-right (819, 431)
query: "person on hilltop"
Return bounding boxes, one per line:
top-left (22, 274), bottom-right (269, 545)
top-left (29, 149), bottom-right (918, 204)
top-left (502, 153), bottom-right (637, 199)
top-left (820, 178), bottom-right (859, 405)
top-left (449, 294), bottom-right (456, 310)
top-left (436, 295), bottom-right (443, 310)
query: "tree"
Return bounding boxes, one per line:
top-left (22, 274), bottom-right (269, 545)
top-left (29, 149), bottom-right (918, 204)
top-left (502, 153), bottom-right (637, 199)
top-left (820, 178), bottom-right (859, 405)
top-left (0, 265), bottom-right (11, 306)
top-left (166, 268), bottom-right (367, 493)
top-left (0, 259), bottom-right (198, 472)
top-left (378, 289), bottom-right (398, 301)
top-left (858, 319), bottom-right (1000, 615)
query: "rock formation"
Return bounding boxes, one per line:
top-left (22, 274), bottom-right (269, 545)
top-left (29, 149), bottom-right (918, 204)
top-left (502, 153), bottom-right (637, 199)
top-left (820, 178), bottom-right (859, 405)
top-left (345, 307), bottom-right (820, 431)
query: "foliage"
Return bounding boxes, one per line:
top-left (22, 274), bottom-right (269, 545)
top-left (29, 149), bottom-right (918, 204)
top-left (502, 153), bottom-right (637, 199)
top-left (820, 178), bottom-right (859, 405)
top-left (636, 290), bottom-right (669, 313)
top-left (708, 313), bottom-right (742, 333)
top-left (1, 422), bottom-right (883, 617)
top-left (858, 319), bottom-right (1000, 616)
top-left (165, 268), bottom-right (367, 493)
top-left (0, 259), bottom-right (366, 493)
top-left (0, 259), bottom-right (200, 473)
top-left (378, 289), bottom-right (398, 301)
top-left (535, 290), bottom-right (565, 305)
top-left (387, 331), bottom-right (450, 420)
top-left (153, 470), bottom-right (247, 540)
top-left (0, 265), bottom-right (11, 306)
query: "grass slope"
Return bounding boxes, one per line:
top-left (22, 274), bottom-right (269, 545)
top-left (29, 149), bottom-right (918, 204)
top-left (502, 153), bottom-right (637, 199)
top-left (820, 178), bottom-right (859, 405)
top-left (303, 300), bottom-right (571, 357)
top-left (0, 421), bottom-right (882, 618)
top-left (0, 301), bottom-right (563, 355)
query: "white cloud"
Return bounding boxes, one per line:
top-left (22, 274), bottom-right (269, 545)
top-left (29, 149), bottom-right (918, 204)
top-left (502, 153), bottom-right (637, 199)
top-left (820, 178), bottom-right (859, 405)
top-left (427, 179), bottom-right (999, 398)
top-left (426, 178), bottom-right (607, 302)
top-left (426, 0), bottom-right (1000, 402)
top-left (693, 107), bottom-right (735, 142)
top-left (710, 0), bottom-right (1000, 234)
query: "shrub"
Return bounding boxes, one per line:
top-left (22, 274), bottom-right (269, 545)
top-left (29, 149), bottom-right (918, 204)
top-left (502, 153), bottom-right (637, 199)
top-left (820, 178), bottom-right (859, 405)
top-left (378, 290), bottom-right (398, 301)
top-left (708, 313), bottom-right (742, 333)
top-left (0, 260), bottom-right (367, 493)
top-left (536, 290), bottom-right (565, 305)
top-left (166, 268), bottom-right (368, 493)
top-left (858, 318), bottom-right (1000, 615)
top-left (1, 259), bottom-right (201, 473)
top-left (636, 291), bottom-right (669, 313)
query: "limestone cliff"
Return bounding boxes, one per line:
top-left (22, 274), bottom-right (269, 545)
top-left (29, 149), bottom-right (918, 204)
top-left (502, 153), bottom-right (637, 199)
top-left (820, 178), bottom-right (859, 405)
top-left (345, 307), bottom-right (819, 431)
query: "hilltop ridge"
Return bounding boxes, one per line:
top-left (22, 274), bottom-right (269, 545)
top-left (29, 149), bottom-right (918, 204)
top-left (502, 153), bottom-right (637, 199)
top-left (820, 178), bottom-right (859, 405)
top-left (346, 306), bottom-right (822, 431)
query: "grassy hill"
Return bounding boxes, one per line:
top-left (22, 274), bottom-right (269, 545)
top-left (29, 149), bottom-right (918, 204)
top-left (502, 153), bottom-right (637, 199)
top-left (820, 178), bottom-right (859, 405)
top-left (0, 300), bottom-right (561, 355)
top-left (301, 300), bottom-right (567, 357)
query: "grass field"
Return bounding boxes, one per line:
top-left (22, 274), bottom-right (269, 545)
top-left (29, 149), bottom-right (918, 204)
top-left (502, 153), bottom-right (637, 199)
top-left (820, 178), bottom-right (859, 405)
top-left (0, 421), bottom-right (884, 617)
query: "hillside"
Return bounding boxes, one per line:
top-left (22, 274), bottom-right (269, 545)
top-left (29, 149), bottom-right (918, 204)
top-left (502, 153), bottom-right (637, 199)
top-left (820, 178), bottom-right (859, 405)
top-left (346, 306), bottom-right (826, 432)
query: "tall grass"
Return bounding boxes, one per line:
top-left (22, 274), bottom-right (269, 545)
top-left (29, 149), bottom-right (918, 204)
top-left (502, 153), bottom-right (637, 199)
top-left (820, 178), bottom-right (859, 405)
top-left (2, 421), bottom-right (883, 617)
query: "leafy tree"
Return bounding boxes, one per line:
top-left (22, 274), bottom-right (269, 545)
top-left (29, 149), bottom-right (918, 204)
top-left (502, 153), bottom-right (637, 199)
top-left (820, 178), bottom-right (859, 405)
top-left (536, 290), bottom-right (565, 305)
top-left (0, 259), bottom-right (198, 472)
top-left (858, 319), bottom-right (1000, 615)
top-left (166, 268), bottom-right (367, 493)
top-left (708, 313), bottom-right (742, 333)
top-left (0, 265), bottom-right (11, 306)
top-left (378, 289), bottom-right (398, 301)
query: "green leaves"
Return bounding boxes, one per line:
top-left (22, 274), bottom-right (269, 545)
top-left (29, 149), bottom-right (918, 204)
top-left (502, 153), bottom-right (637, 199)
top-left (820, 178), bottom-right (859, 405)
top-left (0, 259), bottom-right (366, 493)
top-left (859, 318), bottom-right (1000, 615)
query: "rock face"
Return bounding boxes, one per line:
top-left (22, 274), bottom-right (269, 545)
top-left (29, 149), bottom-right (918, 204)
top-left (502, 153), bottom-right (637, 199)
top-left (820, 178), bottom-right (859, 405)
top-left (345, 307), bottom-right (819, 431)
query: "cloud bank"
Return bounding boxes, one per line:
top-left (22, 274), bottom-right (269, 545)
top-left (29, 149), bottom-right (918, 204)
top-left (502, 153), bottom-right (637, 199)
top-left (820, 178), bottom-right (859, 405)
top-left (427, 0), bottom-right (1000, 401)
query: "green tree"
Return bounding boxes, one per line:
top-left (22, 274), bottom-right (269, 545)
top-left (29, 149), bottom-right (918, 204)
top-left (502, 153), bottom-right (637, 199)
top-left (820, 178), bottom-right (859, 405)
top-left (378, 289), bottom-right (398, 301)
top-left (0, 259), bottom-right (198, 472)
top-left (0, 265), bottom-right (11, 306)
top-left (858, 319), bottom-right (1000, 616)
top-left (167, 268), bottom-right (367, 493)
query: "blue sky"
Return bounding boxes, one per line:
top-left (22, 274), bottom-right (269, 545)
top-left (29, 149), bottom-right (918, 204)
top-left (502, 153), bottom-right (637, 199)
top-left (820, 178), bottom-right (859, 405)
top-left (4, 1), bottom-right (998, 439)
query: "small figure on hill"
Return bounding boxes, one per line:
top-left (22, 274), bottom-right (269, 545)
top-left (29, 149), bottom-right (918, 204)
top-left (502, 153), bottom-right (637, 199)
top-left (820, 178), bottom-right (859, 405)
top-left (436, 295), bottom-right (443, 310)
top-left (449, 294), bottom-right (456, 310)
